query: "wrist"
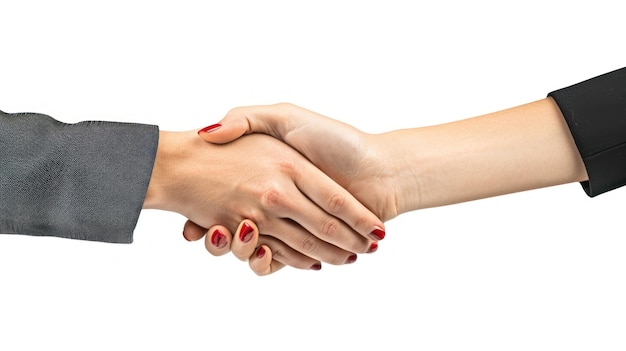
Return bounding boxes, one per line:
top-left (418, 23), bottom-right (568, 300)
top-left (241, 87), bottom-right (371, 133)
top-left (376, 130), bottom-right (426, 215)
top-left (143, 131), bottom-right (182, 211)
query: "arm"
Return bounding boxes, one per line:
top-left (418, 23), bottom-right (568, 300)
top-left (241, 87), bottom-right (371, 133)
top-left (197, 66), bottom-right (626, 273)
top-left (395, 97), bottom-right (588, 211)
top-left (199, 98), bottom-right (587, 219)
top-left (1, 110), bottom-right (384, 269)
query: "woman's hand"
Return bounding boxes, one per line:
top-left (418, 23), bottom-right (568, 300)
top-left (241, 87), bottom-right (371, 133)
top-left (143, 129), bottom-right (384, 268)
top-left (198, 103), bottom-right (403, 221)
top-left (183, 219), bottom-right (333, 275)
top-left (187, 103), bottom-right (403, 274)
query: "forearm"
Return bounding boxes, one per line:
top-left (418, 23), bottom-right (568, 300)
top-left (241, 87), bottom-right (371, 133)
top-left (387, 97), bottom-right (588, 213)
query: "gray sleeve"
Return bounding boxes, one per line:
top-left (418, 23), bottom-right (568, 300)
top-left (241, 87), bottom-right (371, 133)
top-left (0, 110), bottom-right (159, 243)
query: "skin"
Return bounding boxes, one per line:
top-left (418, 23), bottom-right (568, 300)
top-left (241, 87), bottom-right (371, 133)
top-left (142, 129), bottom-right (384, 268)
top-left (187, 98), bottom-right (588, 275)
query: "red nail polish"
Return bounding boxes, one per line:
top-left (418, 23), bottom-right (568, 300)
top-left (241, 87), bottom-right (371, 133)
top-left (239, 223), bottom-right (254, 243)
top-left (369, 228), bottom-right (385, 241)
top-left (197, 123), bottom-right (222, 134)
top-left (211, 230), bottom-right (227, 248)
top-left (256, 247), bottom-right (266, 258)
top-left (310, 263), bottom-right (322, 271)
top-left (345, 254), bottom-right (358, 264)
top-left (367, 242), bottom-right (378, 253)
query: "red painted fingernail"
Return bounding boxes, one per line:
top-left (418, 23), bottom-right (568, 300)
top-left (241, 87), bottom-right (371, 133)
top-left (369, 228), bottom-right (385, 241)
top-left (239, 222), bottom-right (254, 243)
top-left (256, 247), bottom-right (266, 259)
top-left (367, 242), bottom-right (378, 253)
top-left (197, 123), bottom-right (222, 134)
top-left (310, 263), bottom-right (322, 271)
top-left (345, 254), bottom-right (358, 264)
top-left (210, 229), bottom-right (227, 248)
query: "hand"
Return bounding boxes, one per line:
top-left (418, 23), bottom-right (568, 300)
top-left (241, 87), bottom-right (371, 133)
top-left (143, 129), bottom-right (384, 267)
top-left (190, 103), bottom-right (401, 274)
top-left (199, 103), bottom-right (402, 221)
top-left (184, 219), bottom-right (330, 275)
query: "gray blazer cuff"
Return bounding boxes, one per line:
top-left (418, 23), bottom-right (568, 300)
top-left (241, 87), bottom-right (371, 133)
top-left (1, 110), bottom-right (159, 243)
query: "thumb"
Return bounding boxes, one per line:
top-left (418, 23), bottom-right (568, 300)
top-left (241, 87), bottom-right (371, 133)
top-left (197, 103), bottom-right (298, 144)
top-left (196, 118), bottom-right (249, 144)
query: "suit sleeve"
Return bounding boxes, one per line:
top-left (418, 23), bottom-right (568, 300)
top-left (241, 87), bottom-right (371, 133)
top-left (0, 110), bottom-right (159, 243)
top-left (548, 67), bottom-right (626, 197)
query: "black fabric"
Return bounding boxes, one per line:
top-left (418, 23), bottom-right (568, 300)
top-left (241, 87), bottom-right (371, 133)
top-left (548, 67), bottom-right (626, 197)
top-left (0, 110), bottom-right (159, 243)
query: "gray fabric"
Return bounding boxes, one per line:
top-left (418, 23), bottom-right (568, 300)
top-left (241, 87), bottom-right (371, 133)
top-left (0, 110), bottom-right (159, 243)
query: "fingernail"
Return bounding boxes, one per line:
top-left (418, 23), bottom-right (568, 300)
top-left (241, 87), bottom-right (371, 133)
top-left (367, 242), bottom-right (378, 253)
top-left (182, 230), bottom-right (191, 242)
top-left (256, 246), bottom-right (266, 259)
top-left (197, 123), bottom-right (221, 134)
top-left (239, 222), bottom-right (254, 243)
top-left (369, 228), bottom-right (385, 241)
top-left (345, 254), bottom-right (358, 264)
top-left (210, 229), bottom-right (227, 248)
top-left (310, 263), bottom-right (322, 271)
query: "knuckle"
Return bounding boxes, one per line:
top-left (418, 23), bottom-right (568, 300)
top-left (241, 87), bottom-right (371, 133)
top-left (246, 209), bottom-right (268, 228)
top-left (271, 249), bottom-right (283, 261)
top-left (350, 214), bottom-right (370, 234)
top-left (327, 191), bottom-right (347, 214)
top-left (271, 247), bottom-right (285, 261)
top-left (260, 185), bottom-right (287, 210)
top-left (278, 159), bottom-right (298, 176)
top-left (297, 236), bottom-right (317, 255)
top-left (320, 218), bottom-right (340, 240)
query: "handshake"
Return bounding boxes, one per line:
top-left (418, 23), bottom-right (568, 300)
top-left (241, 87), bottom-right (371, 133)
top-left (143, 98), bottom-right (588, 276)
top-left (1, 68), bottom-right (619, 277)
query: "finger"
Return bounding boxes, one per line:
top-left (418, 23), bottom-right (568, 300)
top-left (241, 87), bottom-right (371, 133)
top-left (231, 220), bottom-right (260, 261)
top-left (215, 218), bottom-right (330, 269)
top-left (255, 236), bottom-right (322, 271)
top-left (197, 103), bottom-right (307, 144)
top-left (197, 114), bottom-right (252, 144)
top-left (182, 220), bottom-right (208, 242)
top-left (203, 225), bottom-right (233, 257)
top-left (276, 168), bottom-right (381, 254)
top-left (258, 218), bottom-right (357, 266)
top-left (198, 103), bottom-right (354, 142)
top-left (249, 245), bottom-right (286, 276)
top-left (297, 162), bottom-right (386, 244)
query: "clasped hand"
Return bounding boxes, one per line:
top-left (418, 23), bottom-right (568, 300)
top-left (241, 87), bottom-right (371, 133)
top-left (179, 103), bottom-right (406, 275)
top-left (155, 96), bottom-right (590, 276)
top-left (142, 116), bottom-right (387, 274)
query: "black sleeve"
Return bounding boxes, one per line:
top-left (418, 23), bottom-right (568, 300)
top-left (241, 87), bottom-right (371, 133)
top-left (0, 110), bottom-right (159, 243)
top-left (548, 67), bottom-right (626, 197)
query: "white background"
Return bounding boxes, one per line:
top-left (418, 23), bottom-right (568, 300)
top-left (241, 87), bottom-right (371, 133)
top-left (1, 1), bottom-right (625, 350)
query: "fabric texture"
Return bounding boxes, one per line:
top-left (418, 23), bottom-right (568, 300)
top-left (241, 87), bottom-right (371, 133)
top-left (548, 67), bottom-right (626, 197)
top-left (0, 110), bottom-right (159, 243)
